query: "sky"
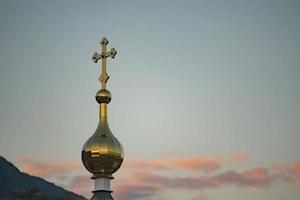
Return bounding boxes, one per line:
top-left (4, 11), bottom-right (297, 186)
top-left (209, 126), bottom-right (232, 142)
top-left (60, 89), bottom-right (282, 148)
top-left (0, 0), bottom-right (299, 200)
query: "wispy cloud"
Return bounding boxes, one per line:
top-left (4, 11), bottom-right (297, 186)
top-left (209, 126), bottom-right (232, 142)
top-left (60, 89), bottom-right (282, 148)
top-left (112, 166), bottom-right (274, 200)
top-left (133, 167), bottom-right (272, 189)
top-left (15, 154), bottom-right (300, 199)
top-left (174, 156), bottom-right (220, 171)
top-left (16, 155), bottom-right (80, 178)
top-left (274, 161), bottom-right (300, 175)
top-left (123, 159), bottom-right (168, 170)
top-left (216, 167), bottom-right (273, 188)
top-left (124, 155), bottom-right (221, 172)
top-left (114, 182), bottom-right (161, 200)
top-left (273, 161), bottom-right (300, 191)
top-left (228, 152), bottom-right (249, 163)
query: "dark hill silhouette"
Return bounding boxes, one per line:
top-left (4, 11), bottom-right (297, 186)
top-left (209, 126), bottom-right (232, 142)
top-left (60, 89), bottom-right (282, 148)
top-left (0, 155), bottom-right (87, 200)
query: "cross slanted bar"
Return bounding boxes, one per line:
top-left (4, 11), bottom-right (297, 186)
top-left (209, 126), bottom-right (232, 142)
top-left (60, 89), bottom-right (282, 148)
top-left (92, 37), bottom-right (117, 89)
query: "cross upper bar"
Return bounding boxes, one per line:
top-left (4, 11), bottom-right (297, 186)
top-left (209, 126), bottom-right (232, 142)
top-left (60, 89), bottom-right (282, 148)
top-left (92, 48), bottom-right (117, 63)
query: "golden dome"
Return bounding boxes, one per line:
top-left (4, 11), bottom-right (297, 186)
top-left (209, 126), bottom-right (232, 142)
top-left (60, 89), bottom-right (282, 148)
top-left (81, 111), bottom-right (124, 178)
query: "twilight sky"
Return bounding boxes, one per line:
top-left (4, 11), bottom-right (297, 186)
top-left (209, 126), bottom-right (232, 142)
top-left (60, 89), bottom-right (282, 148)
top-left (0, 0), bottom-right (299, 200)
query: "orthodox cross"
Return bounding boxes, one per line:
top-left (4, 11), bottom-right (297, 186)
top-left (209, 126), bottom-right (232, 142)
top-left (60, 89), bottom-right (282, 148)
top-left (92, 37), bottom-right (117, 89)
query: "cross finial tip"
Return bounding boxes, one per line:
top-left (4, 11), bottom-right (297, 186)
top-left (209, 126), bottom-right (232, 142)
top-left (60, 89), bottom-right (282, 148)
top-left (101, 37), bottom-right (109, 46)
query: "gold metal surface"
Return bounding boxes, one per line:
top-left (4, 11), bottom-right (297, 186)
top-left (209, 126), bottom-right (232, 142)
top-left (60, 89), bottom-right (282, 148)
top-left (81, 104), bottom-right (124, 178)
top-left (82, 38), bottom-right (123, 179)
top-left (100, 104), bottom-right (107, 118)
top-left (95, 89), bottom-right (111, 104)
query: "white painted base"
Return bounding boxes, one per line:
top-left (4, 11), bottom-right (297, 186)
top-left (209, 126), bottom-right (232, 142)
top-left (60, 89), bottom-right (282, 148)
top-left (94, 177), bottom-right (111, 192)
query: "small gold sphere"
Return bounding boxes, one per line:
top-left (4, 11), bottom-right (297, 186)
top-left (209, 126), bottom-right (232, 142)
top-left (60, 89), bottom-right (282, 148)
top-left (95, 89), bottom-right (112, 104)
top-left (81, 120), bottom-right (124, 178)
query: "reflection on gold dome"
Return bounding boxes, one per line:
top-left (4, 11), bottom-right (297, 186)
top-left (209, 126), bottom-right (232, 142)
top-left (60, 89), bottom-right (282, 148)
top-left (81, 106), bottom-right (124, 178)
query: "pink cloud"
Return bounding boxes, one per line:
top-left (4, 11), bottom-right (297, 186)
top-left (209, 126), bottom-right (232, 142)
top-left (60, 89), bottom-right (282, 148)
top-left (228, 152), bottom-right (249, 163)
top-left (122, 152), bottom-right (251, 173)
top-left (216, 167), bottom-right (274, 188)
top-left (123, 158), bottom-right (168, 170)
top-left (175, 156), bottom-right (220, 172)
top-left (16, 154), bottom-right (300, 200)
top-left (124, 156), bottom-right (221, 172)
top-left (16, 155), bottom-right (80, 178)
top-left (273, 160), bottom-right (300, 191)
top-left (274, 161), bottom-right (300, 175)
top-left (109, 166), bottom-right (274, 200)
